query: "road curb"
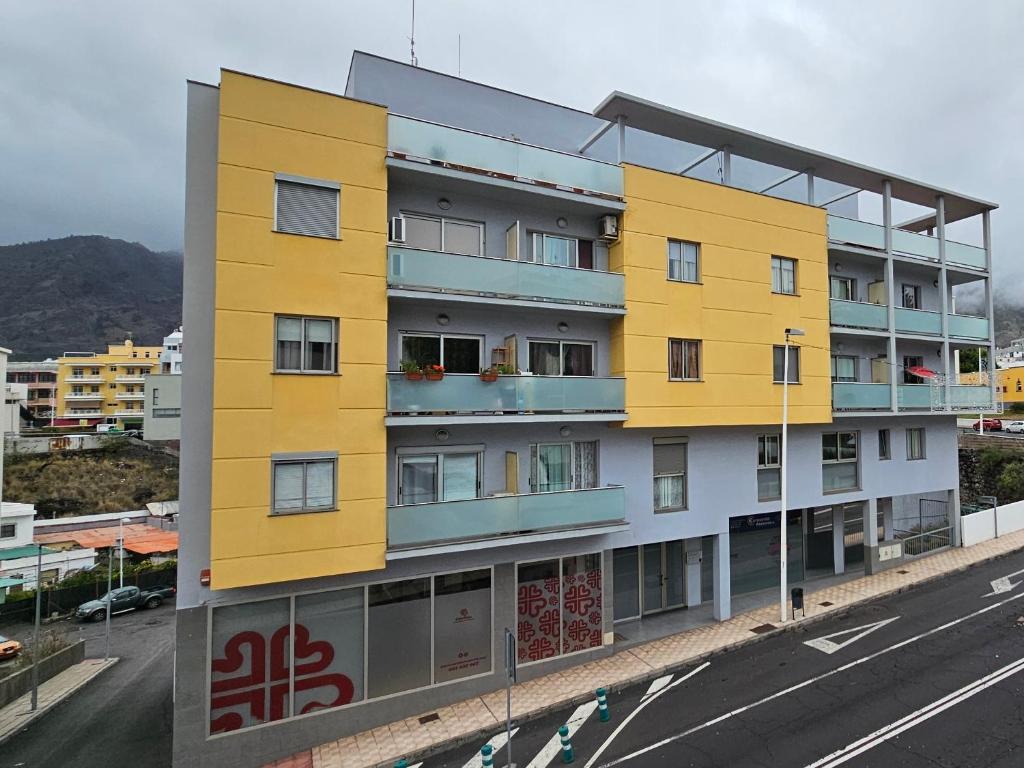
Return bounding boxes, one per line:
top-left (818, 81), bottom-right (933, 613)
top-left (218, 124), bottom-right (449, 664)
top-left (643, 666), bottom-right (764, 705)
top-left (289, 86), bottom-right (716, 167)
top-left (371, 542), bottom-right (1024, 768)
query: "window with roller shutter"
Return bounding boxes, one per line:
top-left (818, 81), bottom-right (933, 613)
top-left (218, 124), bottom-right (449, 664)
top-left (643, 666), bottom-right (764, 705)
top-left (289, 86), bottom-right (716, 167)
top-left (274, 174), bottom-right (340, 239)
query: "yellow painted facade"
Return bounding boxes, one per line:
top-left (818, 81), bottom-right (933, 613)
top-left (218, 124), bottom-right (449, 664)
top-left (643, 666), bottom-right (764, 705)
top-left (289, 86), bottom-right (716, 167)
top-left (209, 71), bottom-right (388, 589)
top-left (612, 165), bottom-right (833, 428)
top-left (57, 339), bottom-right (162, 428)
top-left (963, 367), bottom-right (1024, 404)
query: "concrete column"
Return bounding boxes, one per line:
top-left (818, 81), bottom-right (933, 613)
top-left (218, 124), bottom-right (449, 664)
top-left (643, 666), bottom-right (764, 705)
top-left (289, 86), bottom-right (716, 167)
top-left (883, 181), bottom-right (898, 413)
top-left (949, 487), bottom-right (962, 547)
top-left (684, 538), bottom-right (702, 608)
top-left (712, 530), bottom-right (731, 621)
top-left (937, 196), bottom-right (952, 409)
top-left (881, 497), bottom-right (894, 541)
top-left (806, 170), bottom-right (815, 205)
top-left (864, 498), bottom-right (880, 575)
top-left (833, 505), bottom-right (846, 575)
top-left (616, 116), bottom-right (626, 165)
top-left (722, 146), bottom-right (732, 186)
top-left (983, 211), bottom-right (996, 406)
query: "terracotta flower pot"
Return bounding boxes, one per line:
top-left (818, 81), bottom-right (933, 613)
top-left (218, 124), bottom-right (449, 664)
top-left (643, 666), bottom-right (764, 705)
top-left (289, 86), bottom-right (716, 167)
top-left (425, 372), bottom-right (444, 381)
top-left (404, 371), bottom-right (423, 381)
top-left (480, 372), bottom-right (498, 383)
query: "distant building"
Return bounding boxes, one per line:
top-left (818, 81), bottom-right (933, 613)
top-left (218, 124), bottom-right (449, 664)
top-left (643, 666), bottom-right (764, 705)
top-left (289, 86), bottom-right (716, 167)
top-left (996, 338), bottom-right (1024, 369)
top-left (144, 372), bottom-right (181, 440)
top-left (161, 327), bottom-right (183, 374)
top-left (6, 360), bottom-right (58, 421)
top-left (2, 381), bottom-right (27, 436)
top-left (55, 337), bottom-right (165, 431)
top-left (0, 502), bottom-right (98, 597)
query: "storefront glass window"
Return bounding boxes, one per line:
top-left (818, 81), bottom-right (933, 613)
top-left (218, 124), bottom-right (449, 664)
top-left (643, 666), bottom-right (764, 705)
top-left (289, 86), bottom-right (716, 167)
top-left (293, 589), bottom-right (364, 715)
top-left (367, 578), bottom-right (431, 698)
top-left (434, 569), bottom-right (492, 683)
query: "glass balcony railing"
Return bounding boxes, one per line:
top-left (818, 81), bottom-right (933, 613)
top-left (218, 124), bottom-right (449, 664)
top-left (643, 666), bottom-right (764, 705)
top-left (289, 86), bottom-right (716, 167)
top-left (948, 385), bottom-right (995, 409)
top-left (387, 373), bottom-right (626, 416)
top-left (891, 228), bottom-right (939, 261)
top-left (946, 240), bottom-right (986, 270)
top-left (387, 485), bottom-right (626, 550)
top-left (895, 307), bottom-right (942, 335)
top-left (948, 314), bottom-right (989, 340)
top-left (827, 215), bottom-right (884, 251)
top-left (832, 382), bottom-right (890, 410)
top-left (830, 299), bottom-right (887, 330)
top-left (897, 384), bottom-right (934, 409)
top-left (388, 114), bottom-right (624, 198)
top-left (388, 247), bottom-right (625, 308)
top-left (827, 216), bottom-right (987, 271)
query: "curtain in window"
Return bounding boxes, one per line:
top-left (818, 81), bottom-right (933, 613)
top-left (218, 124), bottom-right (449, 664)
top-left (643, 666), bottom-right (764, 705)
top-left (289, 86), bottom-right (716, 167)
top-left (682, 243), bottom-right (698, 282)
top-left (305, 461), bottom-right (334, 508)
top-left (273, 463), bottom-right (304, 511)
top-left (685, 341), bottom-right (700, 379)
top-left (667, 241), bottom-right (682, 280)
top-left (400, 456), bottom-right (438, 504)
top-left (573, 441), bottom-right (598, 489)
top-left (562, 343), bottom-right (593, 376)
top-left (654, 476), bottom-right (684, 509)
top-left (304, 319), bottom-right (334, 372)
top-left (533, 444), bottom-right (572, 492)
top-left (276, 317), bottom-right (302, 370)
top-left (529, 342), bottom-right (561, 376)
top-left (442, 454), bottom-right (478, 501)
top-left (669, 340), bottom-right (684, 379)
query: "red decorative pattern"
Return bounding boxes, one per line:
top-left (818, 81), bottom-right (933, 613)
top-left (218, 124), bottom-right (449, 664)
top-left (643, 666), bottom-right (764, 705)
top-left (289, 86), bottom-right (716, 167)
top-left (517, 575), bottom-right (560, 661)
top-left (562, 569), bottom-right (602, 654)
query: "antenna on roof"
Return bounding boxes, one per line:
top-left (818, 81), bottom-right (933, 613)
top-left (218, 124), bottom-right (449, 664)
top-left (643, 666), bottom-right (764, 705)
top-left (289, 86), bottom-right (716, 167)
top-left (409, 0), bottom-right (418, 67)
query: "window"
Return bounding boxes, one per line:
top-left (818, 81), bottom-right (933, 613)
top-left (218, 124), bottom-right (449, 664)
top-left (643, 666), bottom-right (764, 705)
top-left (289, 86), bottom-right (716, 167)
top-left (397, 450), bottom-right (481, 504)
top-left (878, 429), bottom-right (891, 460)
top-left (668, 339), bottom-right (701, 381)
top-left (72, 368), bottom-right (83, 377)
top-left (530, 441), bottom-right (598, 493)
top-left (773, 346), bottom-right (801, 383)
top-left (152, 388), bottom-right (159, 405)
top-left (402, 213), bottom-right (483, 256)
top-left (653, 438), bottom-right (687, 511)
top-left (109, 383), bottom-right (115, 389)
top-left (1018, 380), bottom-right (1022, 393)
top-left (822, 432), bottom-right (859, 492)
top-left (401, 333), bottom-right (482, 374)
top-left (0, 523), bottom-right (15, 539)
top-left (530, 233), bottom-right (579, 267)
top-left (901, 284), bottom-right (921, 310)
top-left (528, 340), bottom-right (594, 376)
top-left (517, 553), bottom-right (602, 662)
top-left (275, 316), bottom-right (338, 374)
top-left (153, 408), bottom-right (181, 418)
top-left (771, 256), bottom-right (797, 294)
top-left (903, 355), bottom-right (924, 385)
top-left (271, 454), bottom-right (336, 514)
top-left (667, 240), bottom-right (699, 282)
top-left (275, 176), bottom-right (340, 239)
top-left (830, 276), bottom-right (854, 301)
top-left (830, 355), bottom-right (857, 382)
top-left (757, 434), bottom-right (781, 501)
top-left (367, 578), bottom-right (432, 698)
top-left (91, 368), bottom-right (100, 376)
top-left (906, 428), bottom-right (926, 460)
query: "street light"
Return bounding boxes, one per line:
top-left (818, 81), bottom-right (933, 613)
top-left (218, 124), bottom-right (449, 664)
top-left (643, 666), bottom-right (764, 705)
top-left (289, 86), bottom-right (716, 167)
top-left (118, 517), bottom-right (130, 589)
top-left (781, 328), bottom-right (805, 624)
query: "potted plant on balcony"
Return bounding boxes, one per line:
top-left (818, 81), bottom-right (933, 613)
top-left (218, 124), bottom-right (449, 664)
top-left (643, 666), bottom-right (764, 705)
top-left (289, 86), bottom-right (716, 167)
top-left (480, 366), bottom-right (499, 383)
top-left (424, 364), bottom-right (445, 381)
top-left (400, 360), bottom-right (423, 381)
top-left (497, 363), bottom-right (518, 375)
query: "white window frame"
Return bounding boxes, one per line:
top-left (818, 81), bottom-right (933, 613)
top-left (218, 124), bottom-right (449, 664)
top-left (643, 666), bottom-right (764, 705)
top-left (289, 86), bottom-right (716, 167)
top-left (529, 441), bottom-right (600, 493)
top-left (653, 437), bottom-right (688, 512)
top-left (757, 433), bottom-right (782, 502)
top-left (270, 452), bottom-right (337, 515)
top-left (821, 431), bottom-right (859, 493)
top-left (773, 346), bottom-right (801, 384)
top-left (395, 445), bottom-right (484, 505)
top-left (830, 275), bottom-right (855, 301)
top-left (668, 338), bottom-right (701, 381)
top-left (879, 428), bottom-right (891, 460)
top-left (906, 427), bottom-right (926, 460)
top-left (667, 240), bottom-right (700, 283)
top-left (399, 332), bottom-right (484, 373)
top-left (529, 231), bottom-right (580, 268)
top-left (274, 315), bottom-right (339, 374)
top-left (901, 283), bottom-right (922, 310)
top-left (526, 339), bottom-right (596, 377)
top-left (400, 211), bottom-right (484, 256)
top-left (831, 355), bottom-right (857, 383)
top-left (771, 256), bottom-right (798, 295)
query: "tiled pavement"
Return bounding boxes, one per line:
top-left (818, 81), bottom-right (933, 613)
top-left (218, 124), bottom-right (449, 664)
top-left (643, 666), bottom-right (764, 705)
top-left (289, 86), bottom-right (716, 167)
top-left (0, 657), bottom-right (118, 746)
top-left (270, 530), bottom-right (1024, 768)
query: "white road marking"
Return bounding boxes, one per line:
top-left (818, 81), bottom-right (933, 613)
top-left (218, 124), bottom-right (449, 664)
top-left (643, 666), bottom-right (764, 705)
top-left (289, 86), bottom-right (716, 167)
top-left (983, 567), bottom-right (1024, 596)
top-left (582, 662), bottom-right (709, 768)
top-left (641, 674), bottom-right (673, 700)
top-left (461, 728), bottom-right (519, 768)
top-left (803, 616), bottom-right (900, 655)
top-left (597, 590), bottom-right (1024, 767)
top-left (803, 655), bottom-right (1024, 767)
top-left (524, 701), bottom-right (599, 768)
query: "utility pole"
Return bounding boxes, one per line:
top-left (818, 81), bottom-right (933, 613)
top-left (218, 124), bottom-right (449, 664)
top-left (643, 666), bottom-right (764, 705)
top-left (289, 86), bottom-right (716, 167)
top-left (30, 544), bottom-right (42, 710)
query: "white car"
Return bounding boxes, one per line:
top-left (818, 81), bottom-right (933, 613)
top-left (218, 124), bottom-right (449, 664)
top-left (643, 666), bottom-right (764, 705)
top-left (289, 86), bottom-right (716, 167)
top-left (1005, 421), bottom-right (1024, 434)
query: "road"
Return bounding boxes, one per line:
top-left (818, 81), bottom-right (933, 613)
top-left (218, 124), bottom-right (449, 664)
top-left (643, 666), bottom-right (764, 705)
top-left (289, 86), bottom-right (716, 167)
top-left (0, 602), bottom-right (174, 768)
top-left (423, 550), bottom-right (1024, 768)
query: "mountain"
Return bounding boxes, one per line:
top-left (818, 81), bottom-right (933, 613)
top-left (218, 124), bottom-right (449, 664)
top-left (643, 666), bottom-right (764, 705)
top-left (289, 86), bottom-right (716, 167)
top-left (0, 236), bottom-right (183, 361)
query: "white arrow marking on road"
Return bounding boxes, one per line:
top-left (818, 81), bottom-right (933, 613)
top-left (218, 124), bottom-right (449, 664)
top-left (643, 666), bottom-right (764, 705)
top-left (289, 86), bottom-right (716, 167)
top-left (641, 674), bottom-right (673, 700)
top-left (582, 662), bottom-right (709, 768)
top-left (982, 567), bottom-right (1024, 597)
top-left (524, 700), bottom-right (599, 768)
top-left (803, 617), bottom-right (900, 655)
top-left (460, 728), bottom-right (519, 768)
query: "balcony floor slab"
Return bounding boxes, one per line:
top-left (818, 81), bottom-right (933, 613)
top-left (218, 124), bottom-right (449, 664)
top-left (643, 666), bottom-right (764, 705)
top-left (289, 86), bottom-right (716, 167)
top-left (385, 522), bottom-right (630, 560)
top-left (385, 412), bottom-right (628, 426)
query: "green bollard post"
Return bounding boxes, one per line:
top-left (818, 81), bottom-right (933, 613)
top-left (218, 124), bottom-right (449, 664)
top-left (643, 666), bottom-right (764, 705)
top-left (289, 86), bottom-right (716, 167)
top-left (597, 687), bottom-right (610, 722)
top-left (393, 761), bottom-right (407, 768)
top-left (481, 743), bottom-right (494, 767)
top-left (559, 724), bottom-right (574, 763)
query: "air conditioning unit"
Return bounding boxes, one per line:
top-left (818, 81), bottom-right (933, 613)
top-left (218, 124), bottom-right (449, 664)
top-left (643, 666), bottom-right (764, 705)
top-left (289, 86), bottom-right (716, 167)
top-left (598, 214), bottom-right (619, 241)
top-left (389, 216), bottom-right (406, 243)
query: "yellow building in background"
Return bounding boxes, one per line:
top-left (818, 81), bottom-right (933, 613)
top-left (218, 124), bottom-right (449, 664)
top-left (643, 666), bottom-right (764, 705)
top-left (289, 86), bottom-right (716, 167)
top-left (56, 338), bottom-right (163, 429)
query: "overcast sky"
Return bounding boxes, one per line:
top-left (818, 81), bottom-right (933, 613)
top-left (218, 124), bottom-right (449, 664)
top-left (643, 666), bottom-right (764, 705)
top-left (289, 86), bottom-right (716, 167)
top-left (1, 1), bottom-right (1020, 280)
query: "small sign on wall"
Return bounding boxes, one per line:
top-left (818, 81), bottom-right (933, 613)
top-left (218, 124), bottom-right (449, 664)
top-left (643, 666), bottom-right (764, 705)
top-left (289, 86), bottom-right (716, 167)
top-left (879, 542), bottom-right (903, 562)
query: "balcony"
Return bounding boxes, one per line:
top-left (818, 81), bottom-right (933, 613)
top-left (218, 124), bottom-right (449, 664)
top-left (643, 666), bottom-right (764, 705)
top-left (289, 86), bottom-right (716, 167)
top-left (388, 114), bottom-right (624, 200)
top-left (386, 373), bottom-right (626, 425)
top-left (61, 410), bottom-right (102, 418)
top-left (64, 376), bottom-right (103, 384)
top-left (895, 307), bottom-right (941, 336)
top-left (115, 392), bottom-right (145, 401)
top-left (387, 485), bottom-right (627, 552)
top-left (832, 382), bottom-right (890, 411)
top-left (827, 215), bottom-right (987, 270)
top-left (948, 313), bottom-right (989, 340)
top-left (64, 392), bottom-right (104, 400)
top-left (829, 299), bottom-right (887, 331)
top-left (115, 375), bottom-right (146, 383)
top-left (114, 409), bottom-right (143, 417)
top-left (387, 246), bottom-right (625, 311)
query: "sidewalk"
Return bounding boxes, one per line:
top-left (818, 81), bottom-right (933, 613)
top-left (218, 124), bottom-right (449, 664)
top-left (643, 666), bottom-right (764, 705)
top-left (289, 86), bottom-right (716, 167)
top-left (0, 657), bottom-right (118, 746)
top-left (273, 530), bottom-right (1024, 768)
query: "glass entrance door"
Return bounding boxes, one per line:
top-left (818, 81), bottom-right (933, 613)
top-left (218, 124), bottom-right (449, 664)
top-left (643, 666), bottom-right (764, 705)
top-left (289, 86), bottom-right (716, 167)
top-left (641, 541), bottom-right (686, 615)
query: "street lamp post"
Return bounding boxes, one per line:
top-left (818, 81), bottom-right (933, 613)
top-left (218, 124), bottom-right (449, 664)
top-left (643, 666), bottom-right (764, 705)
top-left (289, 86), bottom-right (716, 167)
top-left (30, 543), bottom-right (42, 710)
top-left (118, 517), bottom-right (129, 589)
top-left (104, 544), bottom-right (113, 661)
top-left (781, 328), bottom-right (805, 624)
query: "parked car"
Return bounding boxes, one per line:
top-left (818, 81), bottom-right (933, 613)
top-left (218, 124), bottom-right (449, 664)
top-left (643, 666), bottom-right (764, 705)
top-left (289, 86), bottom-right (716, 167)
top-left (74, 584), bottom-right (177, 622)
top-left (1005, 421), bottom-right (1024, 434)
top-left (0, 634), bottom-right (23, 660)
top-left (972, 418), bottom-right (1003, 431)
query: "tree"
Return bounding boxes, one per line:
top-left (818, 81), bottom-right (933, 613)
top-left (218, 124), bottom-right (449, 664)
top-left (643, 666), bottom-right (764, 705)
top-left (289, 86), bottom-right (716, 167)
top-left (997, 461), bottom-right (1024, 503)
top-left (959, 347), bottom-right (990, 374)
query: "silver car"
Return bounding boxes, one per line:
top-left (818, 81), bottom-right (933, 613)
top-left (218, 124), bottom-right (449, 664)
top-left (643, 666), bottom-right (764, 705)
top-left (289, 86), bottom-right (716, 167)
top-left (1005, 420), bottom-right (1024, 434)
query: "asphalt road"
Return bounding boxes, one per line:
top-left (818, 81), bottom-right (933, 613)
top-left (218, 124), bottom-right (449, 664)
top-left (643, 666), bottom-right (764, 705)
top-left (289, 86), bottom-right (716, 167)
top-left (423, 550), bottom-right (1024, 768)
top-left (0, 602), bottom-right (174, 768)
